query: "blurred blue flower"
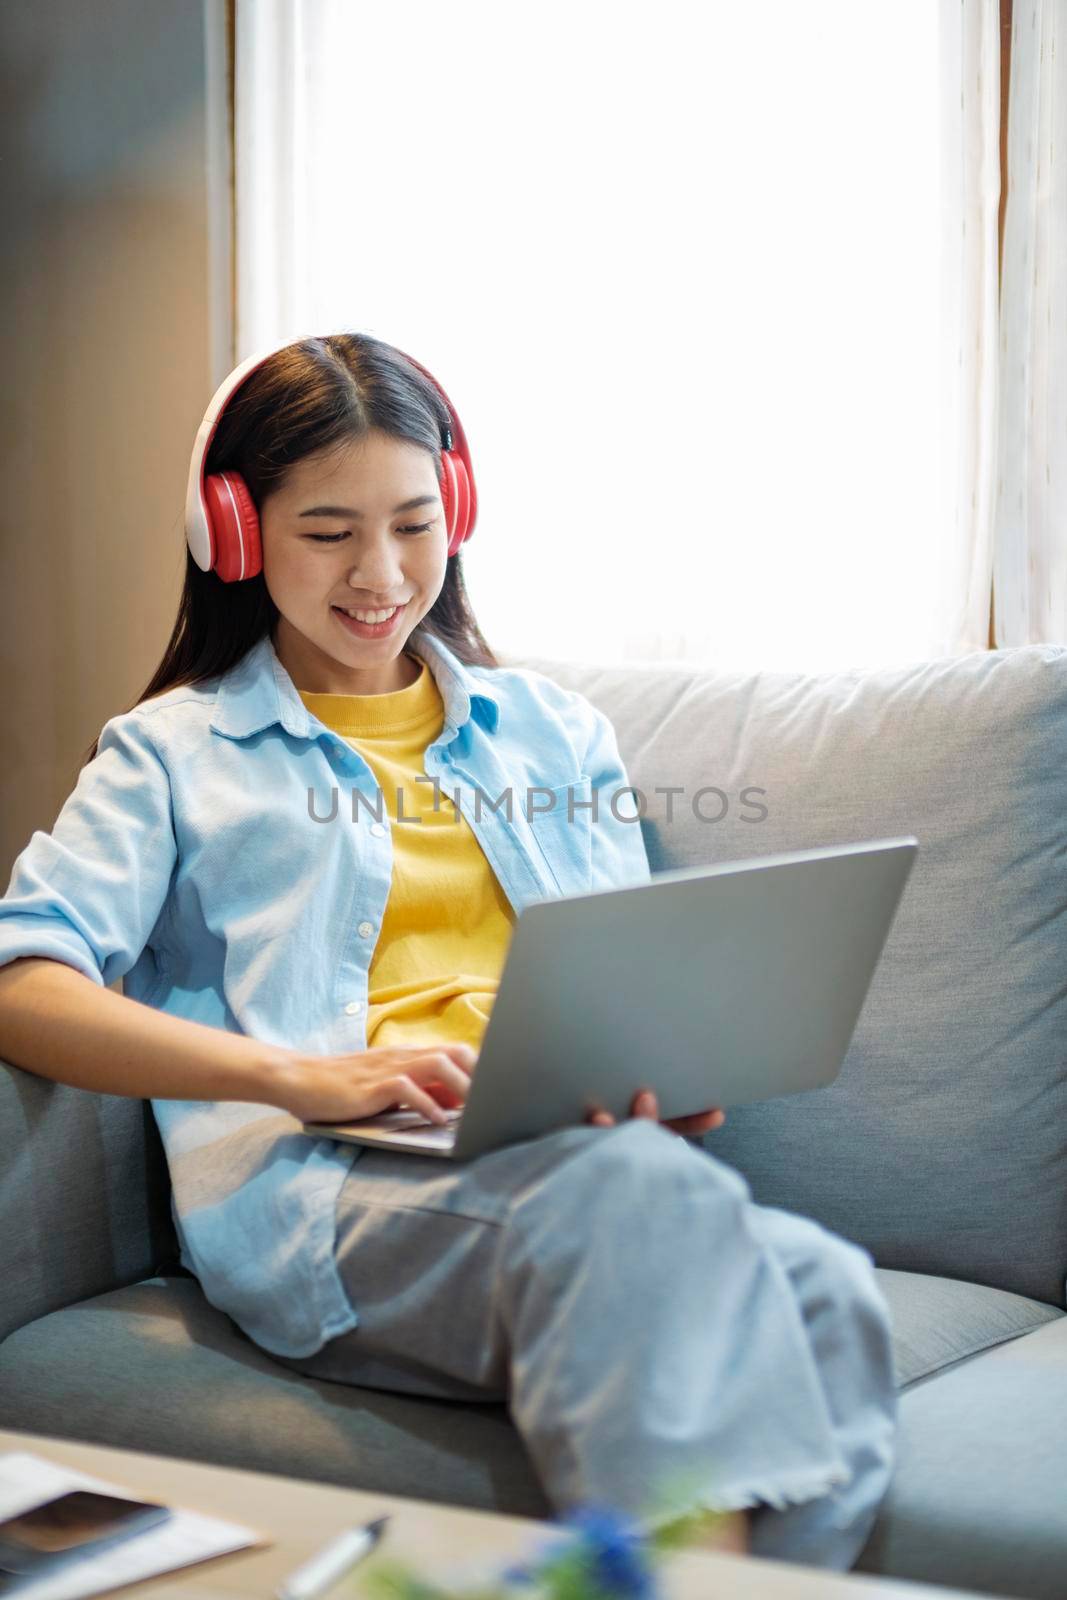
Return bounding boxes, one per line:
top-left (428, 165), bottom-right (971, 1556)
top-left (570, 1506), bottom-right (657, 1599)
top-left (501, 1504), bottom-right (658, 1599)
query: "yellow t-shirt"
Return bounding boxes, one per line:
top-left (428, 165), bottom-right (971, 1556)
top-left (298, 652), bottom-right (515, 1054)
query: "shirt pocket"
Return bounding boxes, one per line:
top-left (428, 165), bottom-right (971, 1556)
top-left (524, 775), bottom-right (594, 898)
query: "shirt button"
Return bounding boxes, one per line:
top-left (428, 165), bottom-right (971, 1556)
top-left (344, 1001), bottom-right (363, 1016)
top-left (370, 822), bottom-right (386, 837)
top-left (357, 921), bottom-right (374, 938)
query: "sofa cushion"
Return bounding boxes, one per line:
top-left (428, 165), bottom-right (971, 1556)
top-left (503, 646), bottom-right (1067, 1307)
top-left (855, 1315), bottom-right (1067, 1599)
top-left (3, 1268), bottom-right (1066, 1600)
top-left (0, 1276), bottom-right (551, 1519)
top-left (873, 1268), bottom-right (1064, 1387)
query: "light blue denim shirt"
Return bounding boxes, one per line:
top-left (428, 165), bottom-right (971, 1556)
top-left (0, 628), bottom-right (651, 1357)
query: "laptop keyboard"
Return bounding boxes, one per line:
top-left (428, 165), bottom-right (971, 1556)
top-left (363, 1107), bottom-right (463, 1132)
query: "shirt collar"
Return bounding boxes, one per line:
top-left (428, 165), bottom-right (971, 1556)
top-left (210, 627), bottom-right (501, 741)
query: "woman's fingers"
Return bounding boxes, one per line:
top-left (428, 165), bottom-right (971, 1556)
top-left (584, 1090), bottom-right (655, 1128)
top-left (443, 1045), bottom-right (477, 1104)
top-left (375, 1073), bottom-right (451, 1125)
top-left (444, 1042), bottom-right (478, 1072)
top-left (633, 1090), bottom-right (726, 1133)
top-left (664, 1108), bottom-right (726, 1134)
top-left (585, 1090), bottom-right (726, 1135)
top-left (363, 1051), bottom-right (477, 1124)
top-left (410, 1053), bottom-right (475, 1112)
top-left (430, 1052), bottom-right (476, 1091)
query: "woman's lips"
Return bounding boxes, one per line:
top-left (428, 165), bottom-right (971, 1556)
top-left (331, 602), bottom-right (408, 638)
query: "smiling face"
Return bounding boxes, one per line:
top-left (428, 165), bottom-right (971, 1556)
top-left (261, 429), bottom-right (449, 694)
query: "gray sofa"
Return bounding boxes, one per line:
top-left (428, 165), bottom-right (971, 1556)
top-left (3, 642), bottom-right (1066, 1598)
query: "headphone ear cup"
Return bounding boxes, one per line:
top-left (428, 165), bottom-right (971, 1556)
top-left (204, 471), bottom-right (263, 582)
top-left (441, 448), bottom-right (473, 558)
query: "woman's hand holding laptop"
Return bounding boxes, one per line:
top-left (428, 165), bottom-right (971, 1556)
top-left (269, 1041), bottom-right (724, 1139)
top-left (586, 1090), bottom-right (726, 1138)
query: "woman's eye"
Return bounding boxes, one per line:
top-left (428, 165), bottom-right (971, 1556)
top-left (305, 523), bottom-right (434, 544)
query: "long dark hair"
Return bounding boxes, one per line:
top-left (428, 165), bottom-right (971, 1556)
top-left (82, 332), bottom-right (500, 766)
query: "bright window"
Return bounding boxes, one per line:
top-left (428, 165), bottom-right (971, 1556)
top-left (240, 0), bottom-right (945, 670)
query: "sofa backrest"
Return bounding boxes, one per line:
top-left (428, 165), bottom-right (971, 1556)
top-left (0, 1062), bottom-right (178, 1342)
top-left (502, 645), bottom-right (1067, 1308)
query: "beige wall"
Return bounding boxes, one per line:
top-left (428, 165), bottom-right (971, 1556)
top-left (0, 0), bottom-right (228, 888)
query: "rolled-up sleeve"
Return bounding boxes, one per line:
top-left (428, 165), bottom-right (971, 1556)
top-left (0, 712), bottom-right (177, 988)
top-left (568, 691), bottom-right (652, 892)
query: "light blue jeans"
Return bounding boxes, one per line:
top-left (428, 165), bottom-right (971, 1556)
top-left (273, 1118), bottom-right (897, 1571)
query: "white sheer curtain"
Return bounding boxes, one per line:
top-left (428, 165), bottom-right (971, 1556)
top-left (992, 0), bottom-right (1067, 647)
top-left (233, 0), bottom-right (988, 671)
top-left (938, 0), bottom-right (1001, 654)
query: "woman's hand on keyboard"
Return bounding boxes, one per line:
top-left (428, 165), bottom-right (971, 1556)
top-left (269, 1043), bottom-right (477, 1126)
top-left (585, 1088), bottom-right (725, 1137)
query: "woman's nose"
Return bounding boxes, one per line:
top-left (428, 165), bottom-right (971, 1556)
top-left (347, 545), bottom-right (404, 588)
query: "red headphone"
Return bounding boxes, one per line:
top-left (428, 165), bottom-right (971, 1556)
top-left (184, 337), bottom-right (477, 582)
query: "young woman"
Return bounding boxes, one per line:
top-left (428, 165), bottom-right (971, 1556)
top-left (0, 332), bottom-right (897, 1571)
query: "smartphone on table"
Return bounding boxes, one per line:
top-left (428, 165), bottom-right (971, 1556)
top-left (0, 1489), bottom-right (171, 1576)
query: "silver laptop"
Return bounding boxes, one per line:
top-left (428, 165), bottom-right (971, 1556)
top-left (303, 836), bottom-right (917, 1162)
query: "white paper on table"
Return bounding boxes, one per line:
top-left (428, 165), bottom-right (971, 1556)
top-left (0, 1452), bottom-right (266, 1600)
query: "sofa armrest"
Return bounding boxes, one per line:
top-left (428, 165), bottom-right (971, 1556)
top-left (0, 1059), bottom-right (178, 1343)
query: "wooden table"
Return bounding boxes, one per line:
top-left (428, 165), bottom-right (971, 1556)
top-left (0, 1429), bottom-right (991, 1600)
